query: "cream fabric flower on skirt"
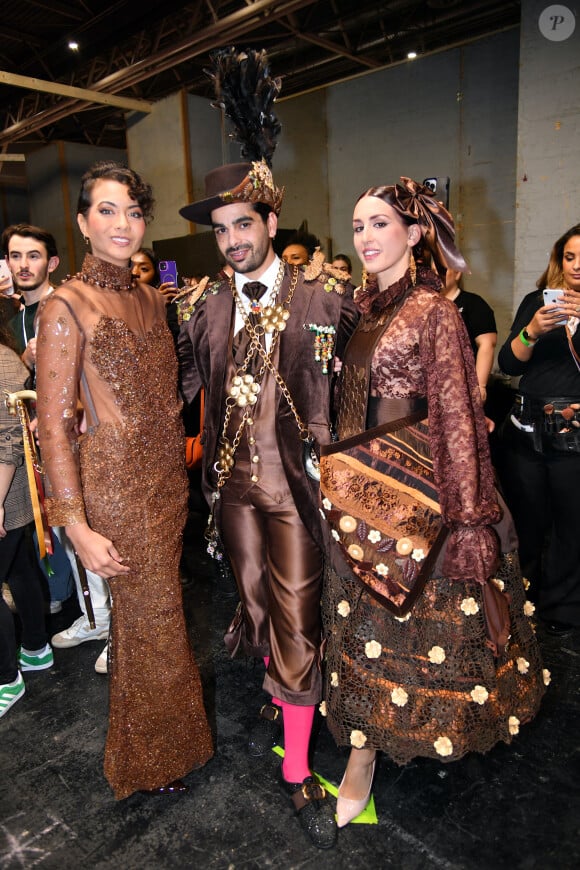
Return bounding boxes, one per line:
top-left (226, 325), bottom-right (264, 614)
top-left (470, 685), bottom-right (489, 705)
top-left (428, 645), bottom-right (446, 664)
top-left (350, 730), bottom-right (367, 749)
top-left (365, 640), bottom-right (382, 659)
top-left (337, 600), bottom-right (351, 617)
top-left (434, 736), bottom-right (453, 756)
top-left (391, 687), bottom-right (409, 707)
top-left (460, 597), bottom-right (480, 615)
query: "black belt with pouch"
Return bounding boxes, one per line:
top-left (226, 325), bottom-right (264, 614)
top-left (512, 394), bottom-right (580, 454)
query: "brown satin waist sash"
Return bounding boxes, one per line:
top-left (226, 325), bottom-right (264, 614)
top-left (367, 395), bottom-right (428, 428)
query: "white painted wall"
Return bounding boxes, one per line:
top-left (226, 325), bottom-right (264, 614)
top-left (323, 30), bottom-right (519, 340)
top-left (127, 92), bottom-right (191, 245)
top-left (514, 0), bottom-right (580, 311)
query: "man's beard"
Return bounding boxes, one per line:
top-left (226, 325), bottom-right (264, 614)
top-left (13, 276), bottom-right (45, 294)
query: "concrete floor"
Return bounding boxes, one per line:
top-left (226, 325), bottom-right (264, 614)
top-left (1, 505), bottom-right (578, 870)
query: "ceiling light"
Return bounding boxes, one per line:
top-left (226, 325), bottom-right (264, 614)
top-left (68, 41), bottom-right (79, 51)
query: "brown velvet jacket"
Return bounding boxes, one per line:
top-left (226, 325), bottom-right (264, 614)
top-left (178, 261), bottom-right (359, 549)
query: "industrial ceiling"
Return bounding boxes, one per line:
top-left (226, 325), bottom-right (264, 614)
top-left (0, 0), bottom-right (520, 186)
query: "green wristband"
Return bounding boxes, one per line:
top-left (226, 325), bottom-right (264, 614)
top-left (519, 328), bottom-right (536, 347)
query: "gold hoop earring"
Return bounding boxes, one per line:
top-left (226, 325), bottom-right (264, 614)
top-left (409, 251), bottom-right (416, 287)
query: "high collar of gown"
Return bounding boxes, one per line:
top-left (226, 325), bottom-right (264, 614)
top-left (356, 264), bottom-right (441, 316)
top-left (74, 253), bottom-right (136, 291)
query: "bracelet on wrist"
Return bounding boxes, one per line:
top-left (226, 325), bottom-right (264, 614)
top-left (519, 327), bottom-right (537, 347)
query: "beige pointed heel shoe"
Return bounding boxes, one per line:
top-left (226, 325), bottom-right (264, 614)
top-left (336, 760), bottom-right (376, 828)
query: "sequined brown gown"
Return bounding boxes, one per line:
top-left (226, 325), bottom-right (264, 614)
top-left (36, 254), bottom-right (213, 798)
top-left (321, 267), bottom-right (546, 764)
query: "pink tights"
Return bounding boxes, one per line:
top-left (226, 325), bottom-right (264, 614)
top-left (263, 656), bottom-right (314, 783)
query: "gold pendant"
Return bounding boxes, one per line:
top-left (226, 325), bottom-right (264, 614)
top-left (216, 437), bottom-right (235, 472)
top-left (261, 304), bottom-right (290, 333)
top-left (229, 373), bottom-right (261, 407)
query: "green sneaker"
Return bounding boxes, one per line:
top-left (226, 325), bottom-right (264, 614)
top-left (0, 672), bottom-right (25, 718)
top-left (18, 643), bottom-right (54, 672)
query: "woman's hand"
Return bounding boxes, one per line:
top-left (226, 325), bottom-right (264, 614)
top-left (558, 288), bottom-right (580, 321)
top-left (528, 292), bottom-right (578, 338)
top-left (158, 281), bottom-right (177, 302)
top-left (65, 522), bottom-right (130, 578)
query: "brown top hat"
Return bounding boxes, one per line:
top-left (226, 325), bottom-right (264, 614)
top-left (179, 159), bottom-right (284, 225)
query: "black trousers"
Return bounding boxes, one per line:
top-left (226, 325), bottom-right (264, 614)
top-left (496, 419), bottom-right (580, 627)
top-left (0, 523), bottom-right (47, 684)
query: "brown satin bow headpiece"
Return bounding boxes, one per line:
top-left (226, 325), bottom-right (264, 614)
top-left (391, 177), bottom-right (468, 273)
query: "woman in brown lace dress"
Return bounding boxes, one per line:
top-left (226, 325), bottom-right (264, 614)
top-left (320, 178), bottom-right (546, 827)
top-left (36, 161), bottom-right (213, 799)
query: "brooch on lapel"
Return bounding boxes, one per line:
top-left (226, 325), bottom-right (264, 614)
top-left (305, 323), bottom-right (336, 374)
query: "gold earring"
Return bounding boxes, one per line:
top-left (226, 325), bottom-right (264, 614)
top-left (362, 267), bottom-right (368, 291)
top-left (84, 235), bottom-right (90, 247)
top-left (409, 251), bottom-right (416, 286)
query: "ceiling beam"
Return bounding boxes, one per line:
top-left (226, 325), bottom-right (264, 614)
top-left (0, 0), bottom-right (318, 146)
top-left (0, 71), bottom-right (153, 113)
top-left (282, 27), bottom-right (382, 70)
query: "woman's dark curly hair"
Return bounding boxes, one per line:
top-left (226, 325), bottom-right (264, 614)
top-left (77, 161), bottom-right (155, 221)
top-left (0, 296), bottom-right (19, 354)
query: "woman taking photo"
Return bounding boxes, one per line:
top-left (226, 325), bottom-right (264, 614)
top-left (497, 224), bottom-right (580, 636)
top-left (320, 178), bottom-right (546, 827)
top-left (36, 161), bottom-right (213, 798)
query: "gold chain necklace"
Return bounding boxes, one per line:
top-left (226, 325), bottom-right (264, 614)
top-left (214, 263), bottom-right (302, 482)
top-left (205, 264), bottom-right (320, 558)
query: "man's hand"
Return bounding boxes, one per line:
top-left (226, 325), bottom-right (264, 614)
top-left (21, 337), bottom-right (37, 370)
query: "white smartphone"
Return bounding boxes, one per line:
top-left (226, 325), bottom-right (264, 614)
top-left (0, 258), bottom-right (14, 295)
top-left (543, 288), bottom-right (567, 325)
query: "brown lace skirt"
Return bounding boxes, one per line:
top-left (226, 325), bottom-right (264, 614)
top-left (321, 551), bottom-right (546, 764)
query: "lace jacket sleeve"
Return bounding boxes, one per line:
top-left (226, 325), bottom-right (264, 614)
top-left (36, 293), bottom-right (87, 527)
top-left (421, 299), bottom-right (501, 584)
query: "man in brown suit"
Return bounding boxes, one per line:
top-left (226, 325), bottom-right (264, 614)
top-left (178, 160), bottom-right (358, 849)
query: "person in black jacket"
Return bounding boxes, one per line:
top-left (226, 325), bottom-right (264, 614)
top-left (497, 223), bottom-right (580, 636)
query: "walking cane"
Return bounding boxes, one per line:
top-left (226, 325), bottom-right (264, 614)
top-left (4, 389), bottom-right (95, 628)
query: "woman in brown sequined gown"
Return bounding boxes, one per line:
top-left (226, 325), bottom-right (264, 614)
top-left (321, 179), bottom-right (546, 827)
top-left (36, 162), bottom-right (213, 799)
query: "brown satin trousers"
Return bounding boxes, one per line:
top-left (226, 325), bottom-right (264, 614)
top-left (219, 460), bottom-right (323, 705)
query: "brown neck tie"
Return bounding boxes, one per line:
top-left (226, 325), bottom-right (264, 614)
top-left (234, 281), bottom-right (268, 371)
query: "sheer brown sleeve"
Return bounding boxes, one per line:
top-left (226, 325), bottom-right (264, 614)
top-left (421, 300), bottom-right (501, 584)
top-left (36, 294), bottom-right (87, 527)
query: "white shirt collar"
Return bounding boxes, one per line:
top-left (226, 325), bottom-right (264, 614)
top-left (234, 256), bottom-right (282, 298)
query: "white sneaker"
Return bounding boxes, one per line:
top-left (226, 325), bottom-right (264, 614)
top-left (95, 643), bottom-right (108, 674)
top-left (0, 672), bottom-right (25, 718)
top-left (51, 615), bottom-right (109, 648)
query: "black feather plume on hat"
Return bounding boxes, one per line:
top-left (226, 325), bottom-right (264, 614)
top-left (205, 46), bottom-right (282, 167)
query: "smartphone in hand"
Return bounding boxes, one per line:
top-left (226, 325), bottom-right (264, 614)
top-left (0, 258), bottom-right (14, 295)
top-left (543, 288), bottom-right (567, 325)
top-left (159, 260), bottom-right (178, 286)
